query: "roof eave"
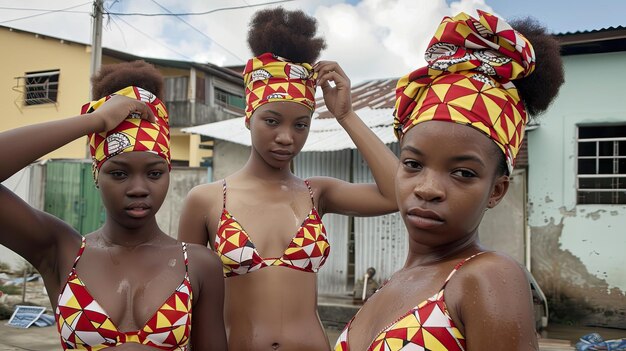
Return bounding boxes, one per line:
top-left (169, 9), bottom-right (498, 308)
top-left (556, 27), bottom-right (626, 55)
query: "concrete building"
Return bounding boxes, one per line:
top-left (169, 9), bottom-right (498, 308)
top-left (527, 26), bottom-right (626, 328)
top-left (0, 25), bottom-right (244, 167)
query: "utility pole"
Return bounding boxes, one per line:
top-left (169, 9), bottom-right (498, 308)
top-left (90, 0), bottom-right (104, 99)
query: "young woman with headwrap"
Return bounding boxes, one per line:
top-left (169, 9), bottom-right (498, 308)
top-left (333, 11), bottom-right (564, 351)
top-left (178, 8), bottom-right (399, 351)
top-left (0, 61), bottom-right (227, 350)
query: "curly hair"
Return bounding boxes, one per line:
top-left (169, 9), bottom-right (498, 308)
top-left (91, 60), bottom-right (165, 100)
top-left (247, 7), bottom-right (326, 63)
top-left (511, 18), bottom-right (565, 118)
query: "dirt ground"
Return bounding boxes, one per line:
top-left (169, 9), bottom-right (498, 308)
top-left (1, 322), bottom-right (616, 351)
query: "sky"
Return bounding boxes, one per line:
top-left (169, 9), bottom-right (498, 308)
top-left (1, 0), bottom-right (625, 84)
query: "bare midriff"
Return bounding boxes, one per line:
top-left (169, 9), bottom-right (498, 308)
top-left (223, 267), bottom-right (330, 351)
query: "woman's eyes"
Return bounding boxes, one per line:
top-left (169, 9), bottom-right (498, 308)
top-left (295, 123), bottom-right (309, 130)
top-left (401, 160), bottom-right (477, 178)
top-left (452, 169), bottom-right (477, 178)
top-left (148, 170), bottom-right (164, 179)
top-left (264, 118), bottom-right (279, 126)
top-left (402, 159), bottom-right (421, 170)
top-left (109, 171), bottom-right (127, 178)
top-left (107, 170), bottom-right (164, 179)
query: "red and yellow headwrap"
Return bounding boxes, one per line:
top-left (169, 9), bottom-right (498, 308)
top-left (394, 10), bottom-right (536, 173)
top-left (243, 52), bottom-right (317, 128)
top-left (81, 86), bottom-right (171, 181)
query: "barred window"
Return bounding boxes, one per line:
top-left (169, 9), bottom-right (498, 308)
top-left (24, 70), bottom-right (59, 105)
top-left (577, 125), bottom-right (626, 204)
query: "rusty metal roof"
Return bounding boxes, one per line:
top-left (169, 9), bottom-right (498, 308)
top-left (314, 79), bottom-right (398, 119)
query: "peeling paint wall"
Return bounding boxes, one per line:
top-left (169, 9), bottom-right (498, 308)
top-left (528, 51), bottom-right (626, 328)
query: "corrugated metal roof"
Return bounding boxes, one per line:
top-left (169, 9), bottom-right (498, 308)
top-left (182, 78), bottom-right (400, 152)
top-left (182, 106), bottom-right (397, 152)
top-left (555, 25), bottom-right (626, 37)
top-left (315, 79), bottom-right (398, 119)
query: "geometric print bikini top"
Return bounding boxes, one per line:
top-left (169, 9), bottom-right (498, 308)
top-left (334, 252), bottom-right (486, 351)
top-left (214, 179), bottom-right (331, 278)
top-left (55, 237), bottom-right (192, 350)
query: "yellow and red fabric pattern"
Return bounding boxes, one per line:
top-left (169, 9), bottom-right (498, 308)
top-left (243, 52), bottom-right (317, 127)
top-left (56, 238), bottom-right (192, 350)
top-left (81, 86), bottom-right (171, 181)
top-left (394, 10), bottom-right (536, 173)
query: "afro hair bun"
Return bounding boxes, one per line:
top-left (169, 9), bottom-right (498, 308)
top-left (247, 7), bottom-right (326, 63)
top-left (511, 18), bottom-right (565, 118)
top-left (91, 60), bottom-right (164, 101)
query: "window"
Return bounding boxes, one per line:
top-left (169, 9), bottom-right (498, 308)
top-left (24, 70), bottom-right (60, 105)
top-left (577, 125), bottom-right (626, 204)
top-left (215, 88), bottom-right (245, 109)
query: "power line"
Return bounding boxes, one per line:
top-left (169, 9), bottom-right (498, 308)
top-left (106, 0), bottom-right (294, 16)
top-left (147, 0), bottom-right (246, 63)
top-left (0, 6), bottom-right (90, 14)
top-left (0, 2), bottom-right (91, 24)
top-left (110, 14), bottom-right (195, 62)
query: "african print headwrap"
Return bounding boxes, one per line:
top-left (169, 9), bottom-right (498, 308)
top-left (243, 52), bottom-right (317, 127)
top-left (81, 86), bottom-right (171, 181)
top-left (394, 10), bottom-right (536, 173)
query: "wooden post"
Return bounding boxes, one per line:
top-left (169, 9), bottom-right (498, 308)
top-left (21, 269), bottom-right (26, 303)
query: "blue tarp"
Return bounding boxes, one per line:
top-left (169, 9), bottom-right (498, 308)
top-left (576, 333), bottom-right (626, 351)
top-left (7, 305), bottom-right (54, 328)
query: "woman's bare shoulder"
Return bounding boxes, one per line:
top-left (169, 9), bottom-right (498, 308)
top-left (185, 180), bottom-right (224, 205)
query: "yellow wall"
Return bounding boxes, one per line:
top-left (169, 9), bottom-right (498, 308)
top-left (170, 132), bottom-right (190, 161)
top-left (0, 27), bottom-right (92, 159)
top-left (1, 27), bottom-right (199, 164)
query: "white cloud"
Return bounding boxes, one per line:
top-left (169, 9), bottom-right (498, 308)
top-left (0, 0), bottom-right (495, 83)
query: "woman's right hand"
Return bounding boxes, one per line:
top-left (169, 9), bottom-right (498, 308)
top-left (91, 95), bottom-right (156, 133)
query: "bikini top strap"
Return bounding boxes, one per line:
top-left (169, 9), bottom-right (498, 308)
top-left (181, 242), bottom-right (189, 274)
top-left (440, 251), bottom-right (488, 290)
top-left (222, 179), bottom-right (227, 210)
top-left (304, 179), bottom-right (315, 207)
top-left (71, 237), bottom-right (87, 271)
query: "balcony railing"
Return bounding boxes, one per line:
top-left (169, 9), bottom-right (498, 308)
top-left (165, 101), bottom-right (244, 128)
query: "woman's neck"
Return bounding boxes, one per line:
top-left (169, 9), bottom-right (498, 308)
top-left (404, 231), bottom-right (483, 268)
top-left (240, 150), bottom-right (295, 181)
top-left (99, 218), bottom-right (163, 247)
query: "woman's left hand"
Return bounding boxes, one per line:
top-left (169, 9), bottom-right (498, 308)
top-left (314, 61), bottom-right (353, 122)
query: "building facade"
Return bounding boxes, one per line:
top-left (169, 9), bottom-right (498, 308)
top-left (0, 25), bottom-right (244, 167)
top-left (527, 27), bottom-right (626, 328)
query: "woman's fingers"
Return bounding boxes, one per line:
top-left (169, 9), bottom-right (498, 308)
top-left (96, 96), bottom-right (157, 132)
top-left (315, 61), bottom-right (350, 90)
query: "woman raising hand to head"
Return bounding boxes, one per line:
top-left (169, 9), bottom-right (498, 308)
top-left (178, 7), bottom-right (398, 351)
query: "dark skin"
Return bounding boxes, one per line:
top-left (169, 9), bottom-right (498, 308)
top-left (0, 96), bottom-right (227, 350)
top-left (178, 61), bottom-right (399, 350)
top-left (344, 121), bottom-right (538, 351)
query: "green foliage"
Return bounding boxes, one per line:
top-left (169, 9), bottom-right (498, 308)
top-left (0, 284), bottom-right (20, 295)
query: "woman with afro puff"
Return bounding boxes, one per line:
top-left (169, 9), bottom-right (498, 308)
top-left (0, 60), bottom-right (227, 350)
top-left (179, 7), bottom-right (399, 351)
top-left (334, 12), bottom-right (564, 351)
